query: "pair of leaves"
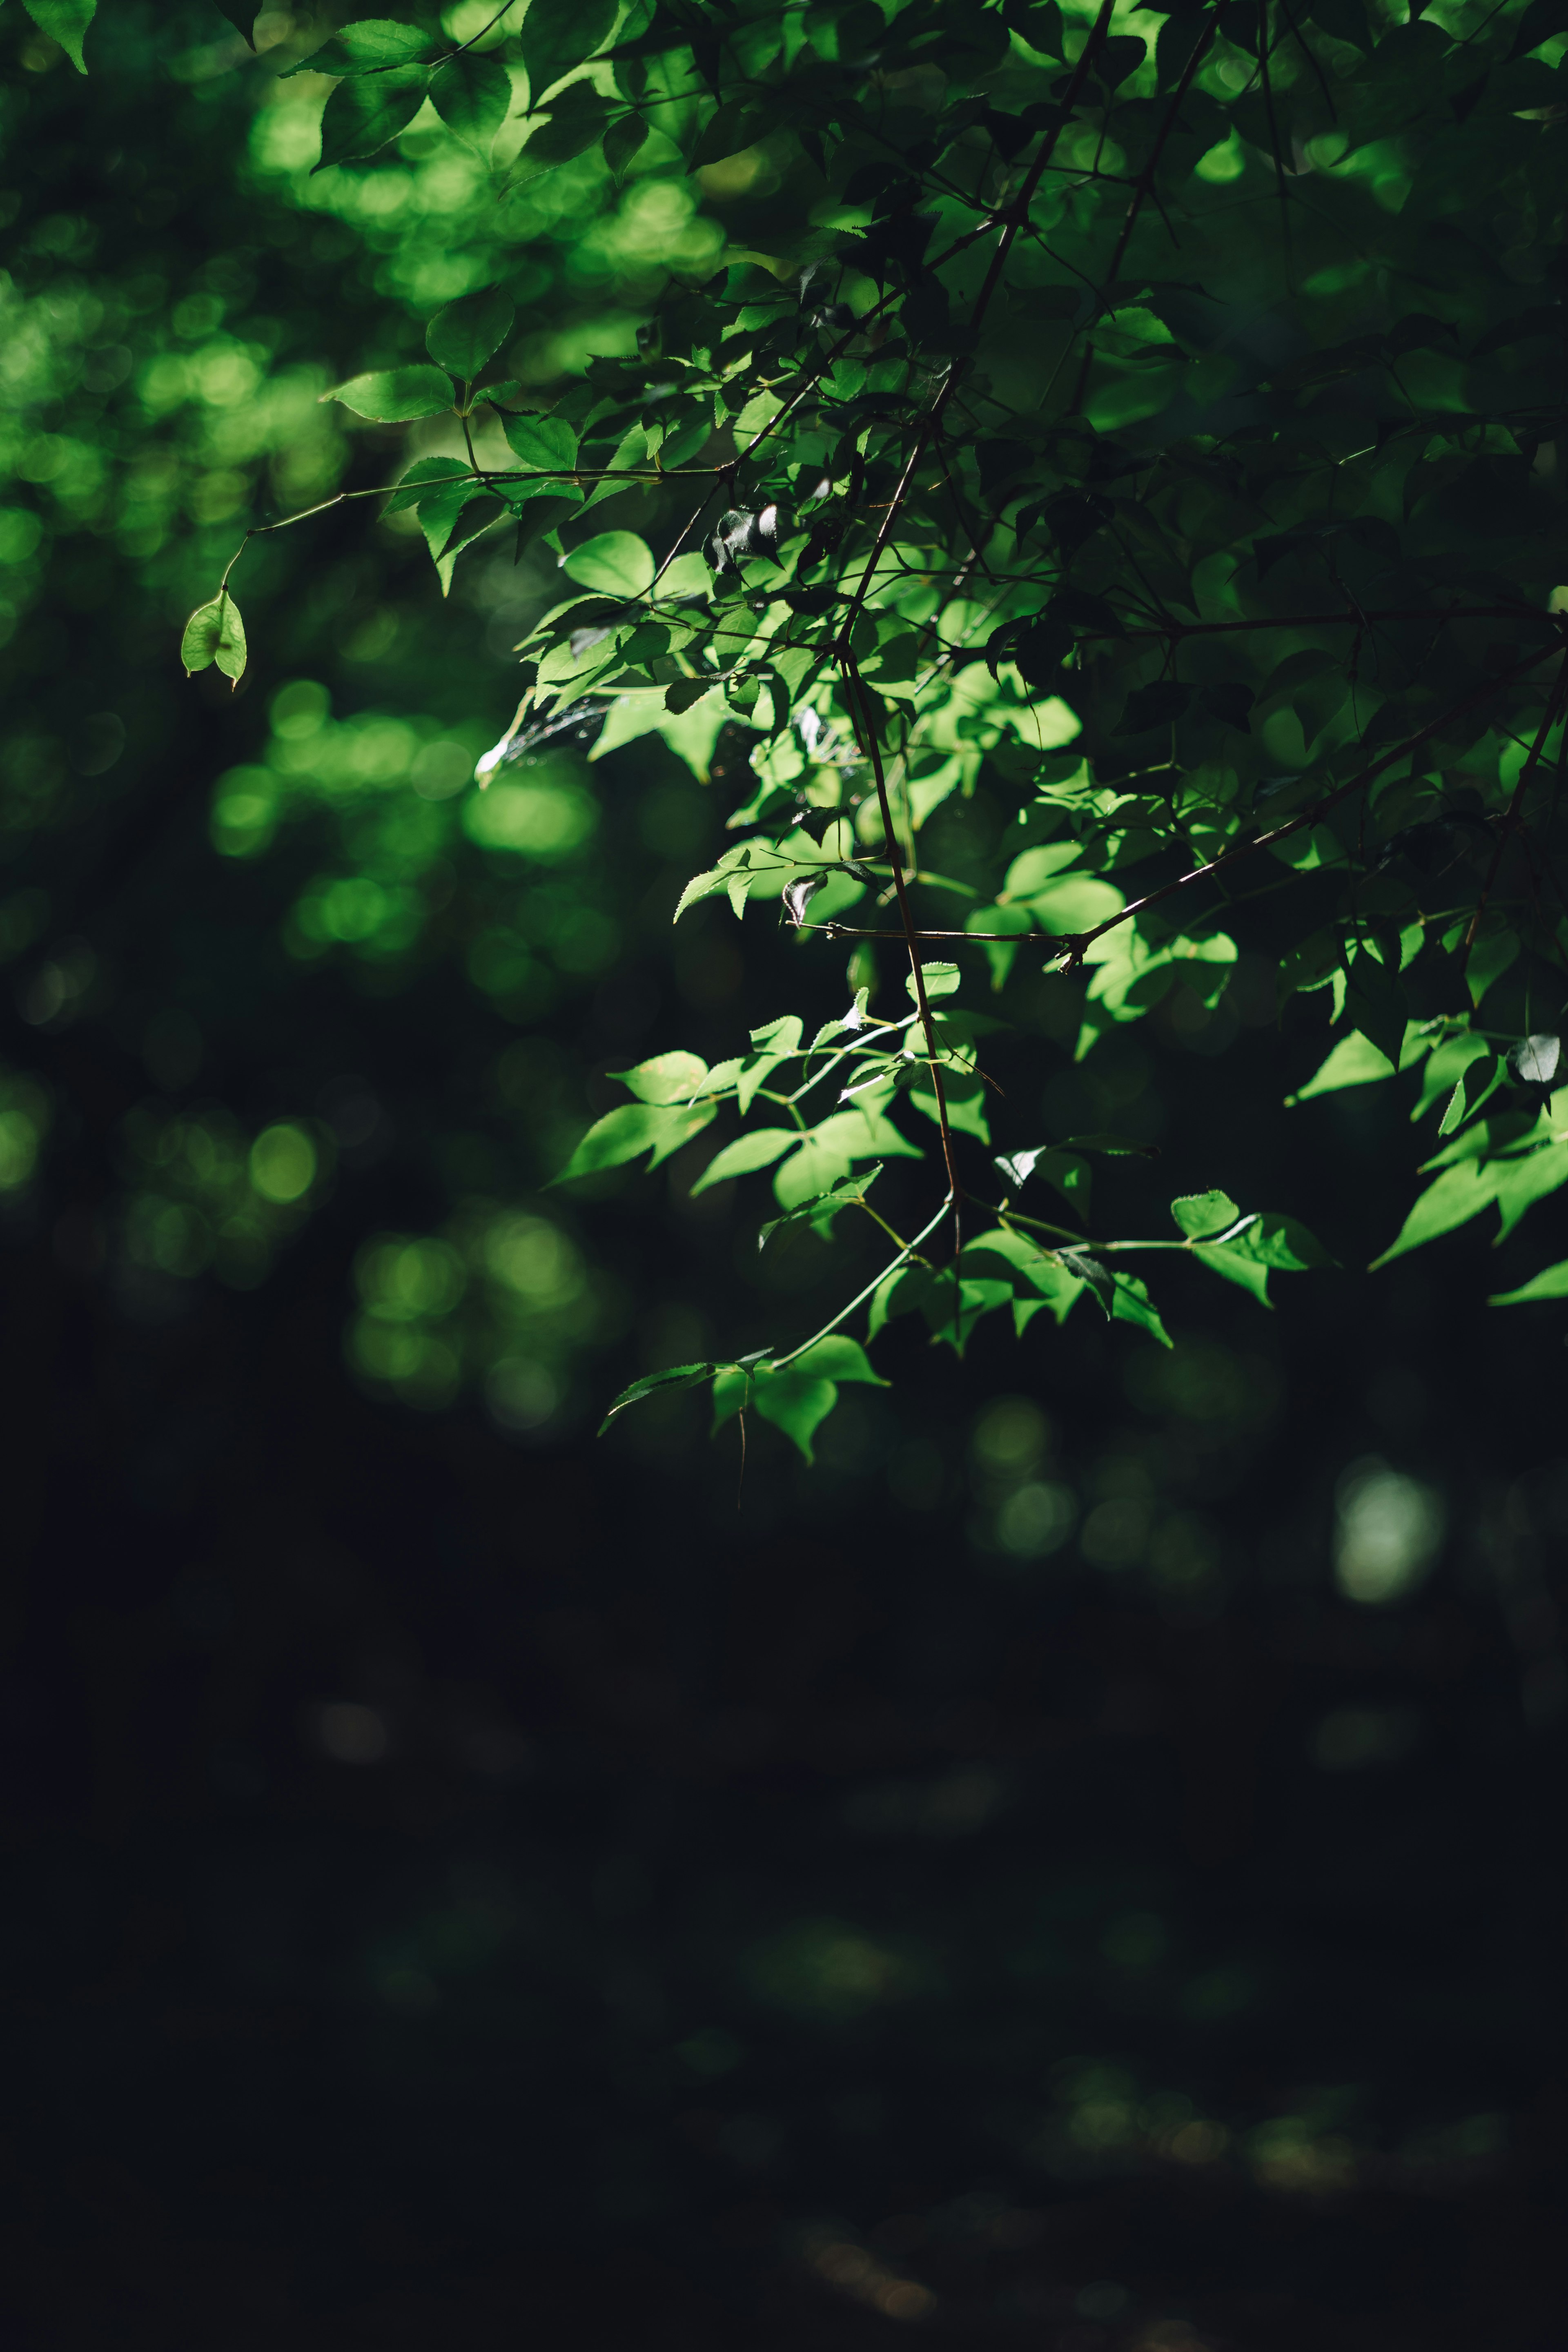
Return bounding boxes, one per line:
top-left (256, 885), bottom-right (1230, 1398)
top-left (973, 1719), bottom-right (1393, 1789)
top-left (327, 287), bottom-right (517, 421)
top-left (711, 1336), bottom-right (887, 1464)
top-left (180, 592), bottom-right (246, 688)
top-left (597, 1334), bottom-right (886, 1467)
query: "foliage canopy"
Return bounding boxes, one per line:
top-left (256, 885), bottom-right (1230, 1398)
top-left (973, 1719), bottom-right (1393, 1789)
top-left (18, 0), bottom-right (1568, 1458)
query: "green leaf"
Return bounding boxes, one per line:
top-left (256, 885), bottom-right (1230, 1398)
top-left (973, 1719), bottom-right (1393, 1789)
top-left (604, 115), bottom-right (649, 176)
top-left (1172, 1190), bottom-right (1240, 1240)
top-left (521, 0), bottom-right (616, 102)
top-left (1438, 1051), bottom-right (1500, 1136)
top-left (789, 1336), bottom-right (887, 1387)
top-left (550, 1100), bottom-right (716, 1185)
top-left (430, 52), bottom-right (515, 154)
top-left (762, 1169), bottom-right (884, 1245)
top-left (1508, 0), bottom-right (1568, 58)
top-left (433, 497), bottom-right (505, 593)
top-left (180, 592), bottom-right (246, 687)
top-left (503, 412), bottom-right (579, 473)
top-left (385, 457), bottom-right (474, 514)
top-left (426, 287), bottom-right (515, 380)
top-left (739, 1339), bottom-right (886, 1465)
top-left (1286, 1026), bottom-right (1423, 1106)
top-left (751, 1368), bottom-right (839, 1464)
top-left (1229, 1213), bottom-right (1336, 1272)
top-left (1412, 1031), bottom-right (1487, 1121)
top-left (1492, 1140), bottom-right (1568, 1243)
top-left (906, 960), bottom-right (961, 1002)
top-left (22, 0), bottom-right (94, 71)
top-left (909, 1069), bottom-right (989, 1143)
top-left (324, 366), bottom-right (454, 422)
top-left (1369, 1160), bottom-right (1497, 1270)
top-left (1111, 1273), bottom-right (1172, 1348)
top-left (690, 1129), bottom-right (798, 1194)
top-left (515, 86), bottom-right (610, 172)
top-left (1191, 1243), bottom-right (1273, 1306)
top-left (315, 66), bottom-right (432, 170)
top-left (1345, 946), bottom-right (1407, 1072)
top-left (610, 1050), bottom-right (709, 1104)
top-left (1491, 1259), bottom-right (1568, 1306)
top-left (994, 1145), bottom-right (1090, 1216)
top-left (562, 532), bottom-right (655, 597)
top-left (598, 1361), bottom-right (714, 1434)
top-left (772, 1109), bottom-right (921, 1209)
top-left (689, 101), bottom-right (776, 169)
top-left (282, 19), bottom-right (431, 75)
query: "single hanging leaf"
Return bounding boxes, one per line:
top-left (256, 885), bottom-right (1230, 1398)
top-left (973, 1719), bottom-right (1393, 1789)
top-left (1438, 1052), bottom-right (1500, 1136)
top-left (24, 0), bottom-right (96, 69)
top-left (323, 367), bottom-right (454, 422)
top-left (1491, 1260), bottom-right (1568, 1307)
top-left (691, 1129), bottom-right (799, 1194)
top-left (315, 67), bottom-right (431, 171)
top-left (426, 287), bottom-right (515, 381)
top-left (745, 1336), bottom-right (888, 1466)
top-left (1369, 1161), bottom-right (1499, 1271)
top-left (1110, 1274), bottom-right (1172, 1348)
top-left (905, 962), bottom-right (961, 1002)
top-left (281, 19), bottom-right (432, 75)
top-left (562, 532), bottom-right (655, 597)
top-left (430, 52), bottom-right (515, 155)
top-left (180, 593), bottom-right (246, 687)
top-left (504, 413), bottom-right (579, 472)
top-left (610, 1050), bottom-right (709, 1104)
top-left (598, 1361), bottom-right (715, 1435)
top-left (521, 0), bottom-right (616, 102)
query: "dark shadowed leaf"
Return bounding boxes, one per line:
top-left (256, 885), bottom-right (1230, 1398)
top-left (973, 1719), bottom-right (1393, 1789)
top-left (315, 67), bottom-right (431, 170)
top-left (427, 287), bottom-right (515, 380)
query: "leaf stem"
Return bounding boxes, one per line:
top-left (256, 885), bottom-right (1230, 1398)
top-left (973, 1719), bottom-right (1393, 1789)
top-left (768, 1198), bottom-right (954, 1372)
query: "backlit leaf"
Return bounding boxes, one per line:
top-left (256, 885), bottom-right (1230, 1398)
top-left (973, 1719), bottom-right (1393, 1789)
top-left (562, 532), bottom-right (655, 597)
top-left (22, 0), bottom-right (95, 71)
top-left (180, 593), bottom-right (246, 686)
top-left (324, 366), bottom-right (454, 422)
top-left (550, 1100), bottom-right (716, 1185)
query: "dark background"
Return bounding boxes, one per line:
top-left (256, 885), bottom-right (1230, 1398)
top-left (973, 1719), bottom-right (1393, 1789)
top-left (2, 8), bottom-right (1566, 2347)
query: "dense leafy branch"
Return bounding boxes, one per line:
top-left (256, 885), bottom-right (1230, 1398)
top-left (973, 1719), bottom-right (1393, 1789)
top-left (56, 0), bottom-right (1568, 1457)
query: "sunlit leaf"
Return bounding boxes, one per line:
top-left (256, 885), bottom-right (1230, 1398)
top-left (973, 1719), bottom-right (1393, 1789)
top-left (598, 1361), bottom-right (715, 1434)
top-left (180, 593), bottom-right (246, 686)
top-left (324, 366), bottom-right (454, 421)
top-left (1172, 1191), bottom-right (1240, 1240)
top-left (282, 18), bottom-right (431, 75)
top-left (22, 0), bottom-right (95, 71)
top-left (562, 532), bottom-right (655, 597)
